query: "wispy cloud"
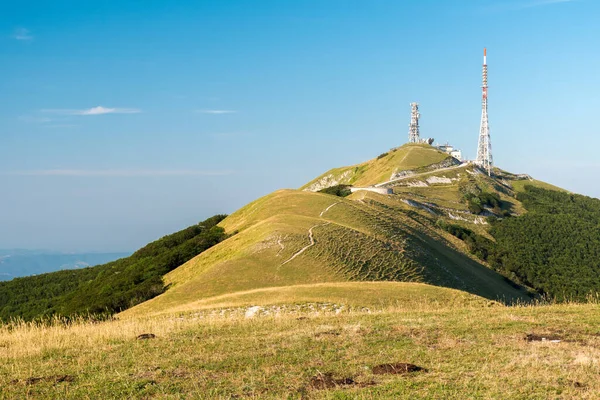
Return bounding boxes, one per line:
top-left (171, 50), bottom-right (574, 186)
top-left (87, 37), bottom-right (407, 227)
top-left (196, 109), bottom-right (236, 114)
top-left (42, 106), bottom-right (141, 116)
top-left (484, 0), bottom-right (576, 12)
top-left (12, 28), bottom-right (33, 41)
top-left (1, 169), bottom-right (234, 177)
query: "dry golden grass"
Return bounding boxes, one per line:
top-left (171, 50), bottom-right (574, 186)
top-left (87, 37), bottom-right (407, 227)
top-left (1, 286), bottom-right (599, 399)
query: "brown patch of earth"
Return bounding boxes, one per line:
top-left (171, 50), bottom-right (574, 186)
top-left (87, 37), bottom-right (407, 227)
top-left (314, 330), bottom-right (341, 338)
top-left (309, 372), bottom-right (375, 390)
top-left (136, 333), bottom-right (156, 340)
top-left (525, 333), bottom-right (563, 342)
top-left (372, 363), bottom-right (427, 375)
top-left (570, 381), bottom-right (586, 388)
top-left (11, 375), bottom-right (76, 385)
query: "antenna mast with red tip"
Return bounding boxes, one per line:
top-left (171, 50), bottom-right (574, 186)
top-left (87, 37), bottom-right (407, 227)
top-left (476, 48), bottom-right (493, 175)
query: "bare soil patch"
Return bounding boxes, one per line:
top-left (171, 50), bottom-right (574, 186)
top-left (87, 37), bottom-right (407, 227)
top-left (314, 329), bottom-right (341, 338)
top-left (525, 333), bottom-right (563, 342)
top-left (372, 363), bottom-right (426, 375)
top-left (309, 373), bottom-right (355, 389)
top-left (11, 375), bottom-right (76, 385)
top-left (136, 333), bottom-right (156, 340)
top-left (308, 372), bottom-right (376, 390)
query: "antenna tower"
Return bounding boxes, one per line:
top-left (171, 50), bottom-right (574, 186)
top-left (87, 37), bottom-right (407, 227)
top-left (408, 102), bottom-right (420, 143)
top-left (475, 48), bottom-right (493, 175)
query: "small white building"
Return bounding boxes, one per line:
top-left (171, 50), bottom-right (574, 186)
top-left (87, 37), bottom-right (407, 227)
top-left (437, 143), bottom-right (462, 161)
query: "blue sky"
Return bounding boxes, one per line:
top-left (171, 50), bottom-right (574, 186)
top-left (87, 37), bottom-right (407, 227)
top-left (1, 0), bottom-right (598, 252)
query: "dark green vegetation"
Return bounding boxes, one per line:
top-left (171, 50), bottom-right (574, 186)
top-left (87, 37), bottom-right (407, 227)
top-left (446, 186), bottom-right (600, 301)
top-left (0, 215), bottom-right (228, 321)
top-left (459, 178), bottom-right (505, 215)
top-left (435, 220), bottom-right (495, 262)
top-left (491, 186), bottom-right (600, 301)
top-left (318, 185), bottom-right (352, 197)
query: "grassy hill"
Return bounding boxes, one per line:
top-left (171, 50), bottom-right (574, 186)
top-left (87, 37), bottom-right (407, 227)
top-left (2, 284), bottom-right (599, 399)
top-left (4, 142), bottom-right (598, 323)
top-left (302, 143), bottom-right (455, 190)
top-left (126, 142), bottom-right (600, 317)
top-left (125, 186), bottom-right (531, 317)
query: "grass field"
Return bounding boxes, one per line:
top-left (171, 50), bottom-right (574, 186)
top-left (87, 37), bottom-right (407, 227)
top-left (510, 178), bottom-right (567, 193)
top-left (1, 282), bottom-right (598, 399)
top-left (124, 187), bottom-right (530, 318)
top-left (302, 144), bottom-right (450, 190)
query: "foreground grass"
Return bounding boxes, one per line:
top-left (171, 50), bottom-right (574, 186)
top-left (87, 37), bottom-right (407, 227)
top-left (1, 289), bottom-right (599, 399)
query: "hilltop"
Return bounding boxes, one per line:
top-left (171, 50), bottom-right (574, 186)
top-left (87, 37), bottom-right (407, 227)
top-left (302, 143), bottom-right (458, 190)
top-left (126, 142), bottom-right (600, 317)
top-left (3, 142), bottom-right (600, 323)
top-left (125, 143), bottom-right (536, 317)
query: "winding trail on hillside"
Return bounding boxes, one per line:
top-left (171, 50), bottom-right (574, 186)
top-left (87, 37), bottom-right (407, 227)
top-left (282, 201), bottom-right (340, 266)
top-left (375, 163), bottom-right (467, 188)
top-left (320, 201), bottom-right (341, 217)
top-left (281, 222), bottom-right (330, 266)
top-left (276, 236), bottom-right (285, 256)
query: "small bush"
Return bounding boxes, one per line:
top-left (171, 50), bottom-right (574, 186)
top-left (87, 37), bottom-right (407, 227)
top-left (319, 185), bottom-right (352, 197)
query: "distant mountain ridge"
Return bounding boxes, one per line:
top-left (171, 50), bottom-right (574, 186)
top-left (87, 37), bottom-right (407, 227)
top-left (0, 251), bottom-right (130, 281)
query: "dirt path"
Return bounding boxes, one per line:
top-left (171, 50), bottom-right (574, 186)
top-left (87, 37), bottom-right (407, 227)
top-left (375, 163), bottom-right (467, 188)
top-left (281, 201), bottom-right (339, 266)
top-left (281, 222), bottom-right (330, 266)
top-left (320, 201), bottom-right (341, 217)
top-left (276, 236), bottom-right (285, 256)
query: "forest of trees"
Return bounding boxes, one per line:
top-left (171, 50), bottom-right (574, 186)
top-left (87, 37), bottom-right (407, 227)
top-left (0, 215), bottom-right (229, 321)
top-left (443, 186), bottom-right (600, 301)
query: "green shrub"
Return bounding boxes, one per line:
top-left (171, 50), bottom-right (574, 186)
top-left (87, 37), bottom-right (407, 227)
top-left (319, 185), bottom-right (352, 197)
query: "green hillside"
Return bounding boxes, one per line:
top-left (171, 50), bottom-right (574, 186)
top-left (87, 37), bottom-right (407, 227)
top-left (302, 143), bottom-right (455, 190)
top-left (0, 215), bottom-right (229, 321)
top-left (125, 187), bottom-right (530, 317)
top-left (126, 143), bottom-right (600, 317)
top-left (5, 142), bottom-right (599, 322)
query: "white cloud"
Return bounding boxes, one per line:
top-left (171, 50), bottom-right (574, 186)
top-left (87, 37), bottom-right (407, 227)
top-left (1, 169), bottom-right (234, 177)
top-left (12, 28), bottom-right (33, 41)
top-left (42, 106), bottom-right (141, 116)
top-left (196, 109), bottom-right (236, 114)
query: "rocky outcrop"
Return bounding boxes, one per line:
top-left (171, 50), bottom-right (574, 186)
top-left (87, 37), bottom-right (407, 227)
top-left (304, 170), bottom-right (353, 192)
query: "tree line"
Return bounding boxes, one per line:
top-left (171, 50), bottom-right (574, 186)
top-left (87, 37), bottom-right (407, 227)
top-left (0, 215), bottom-right (229, 322)
top-left (441, 186), bottom-right (600, 301)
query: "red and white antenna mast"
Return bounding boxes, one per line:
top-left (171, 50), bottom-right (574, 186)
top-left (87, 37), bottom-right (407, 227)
top-left (476, 48), bottom-right (493, 175)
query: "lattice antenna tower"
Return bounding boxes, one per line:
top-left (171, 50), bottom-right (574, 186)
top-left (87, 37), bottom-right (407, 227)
top-left (408, 102), bottom-right (420, 143)
top-left (476, 48), bottom-right (493, 175)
